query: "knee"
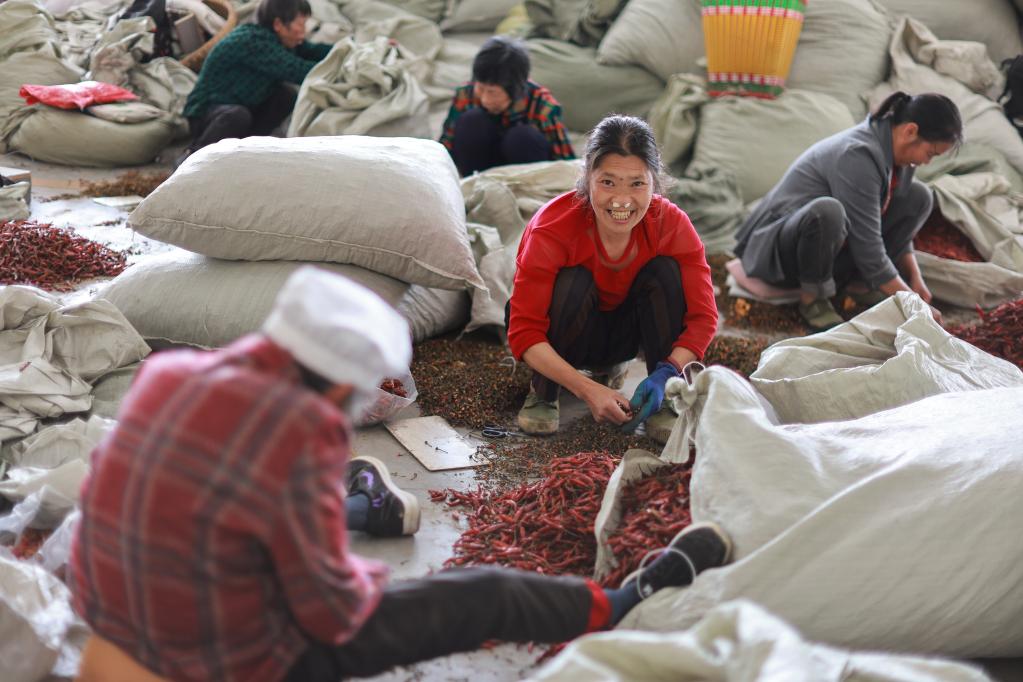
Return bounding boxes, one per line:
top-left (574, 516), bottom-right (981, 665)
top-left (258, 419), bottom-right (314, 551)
top-left (500, 125), bottom-right (550, 164)
top-left (904, 180), bottom-right (933, 217)
top-left (218, 106), bottom-right (254, 131)
top-left (552, 265), bottom-right (595, 294)
top-left (454, 108), bottom-right (498, 141)
top-left (803, 197), bottom-right (847, 244)
top-left (636, 256), bottom-right (682, 289)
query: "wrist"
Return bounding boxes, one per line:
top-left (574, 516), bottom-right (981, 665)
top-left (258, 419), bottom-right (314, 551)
top-left (663, 356), bottom-right (685, 375)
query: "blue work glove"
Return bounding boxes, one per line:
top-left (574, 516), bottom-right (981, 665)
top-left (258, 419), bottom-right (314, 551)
top-left (621, 361), bottom-right (679, 434)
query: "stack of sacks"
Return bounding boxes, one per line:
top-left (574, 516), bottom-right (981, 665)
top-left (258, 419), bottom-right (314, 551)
top-left (370, 0), bottom-right (518, 32)
top-left (104, 135), bottom-right (478, 349)
top-left (1, 0), bottom-right (196, 166)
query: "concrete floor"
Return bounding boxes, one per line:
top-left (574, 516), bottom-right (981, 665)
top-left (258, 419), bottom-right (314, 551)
top-left (5, 149), bottom-right (1023, 681)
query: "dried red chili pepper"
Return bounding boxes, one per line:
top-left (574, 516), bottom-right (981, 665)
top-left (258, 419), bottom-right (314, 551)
top-left (379, 378), bottom-right (408, 398)
top-left (949, 298), bottom-right (1023, 370)
top-left (0, 220), bottom-right (128, 291)
top-left (914, 209), bottom-right (984, 263)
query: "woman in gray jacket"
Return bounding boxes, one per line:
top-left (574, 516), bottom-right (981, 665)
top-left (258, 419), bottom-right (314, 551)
top-left (733, 91), bottom-right (962, 330)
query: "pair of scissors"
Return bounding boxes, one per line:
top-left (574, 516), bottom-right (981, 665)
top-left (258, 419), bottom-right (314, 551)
top-left (479, 424), bottom-right (529, 439)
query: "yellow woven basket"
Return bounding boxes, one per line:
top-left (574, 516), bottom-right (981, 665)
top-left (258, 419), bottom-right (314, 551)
top-left (702, 0), bottom-right (806, 98)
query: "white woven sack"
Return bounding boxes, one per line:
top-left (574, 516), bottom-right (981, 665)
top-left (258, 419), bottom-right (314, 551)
top-left (441, 0), bottom-right (519, 32)
top-left (625, 365), bottom-right (1023, 657)
top-left (747, 292), bottom-right (1023, 425)
top-left (99, 252), bottom-right (467, 348)
top-left (128, 135), bottom-right (484, 291)
top-left (689, 90), bottom-right (855, 202)
top-left (596, 0), bottom-right (703, 82)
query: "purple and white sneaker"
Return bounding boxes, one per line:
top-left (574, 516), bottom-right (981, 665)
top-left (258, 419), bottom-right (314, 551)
top-left (347, 456), bottom-right (421, 537)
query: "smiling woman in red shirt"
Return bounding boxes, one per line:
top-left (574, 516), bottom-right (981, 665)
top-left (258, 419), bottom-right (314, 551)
top-left (507, 115), bottom-right (718, 443)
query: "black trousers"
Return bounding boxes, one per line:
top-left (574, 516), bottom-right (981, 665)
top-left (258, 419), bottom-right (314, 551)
top-left (282, 567), bottom-right (593, 680)
top-left (451, 108), bottom-right (552, 176)
top-left (510, 256), bottom-right (686, 402)
top-left (187, 85), bottom-right (297, 153)
top-left (773, 184), bottom-right (932, 297)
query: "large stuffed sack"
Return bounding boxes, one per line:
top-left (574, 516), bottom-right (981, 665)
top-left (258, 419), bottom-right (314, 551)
top-left (525, 0), bottom-right (627, 47)
top-left (287, 36), bottom-right (430, 139)
top-left (784, 0), bottom-right (892, 118)
top-left (100, 252), bottom-right (469, 348)
top-left (441, 0), bottom-right (519, 32)
top-left (597, 0), bottom-right (891, 119)
top-left (747, 292), bottom-right (1023, 425)
top-left (688, 89), bottom-right (855, 203)
top-left (527, 39), bottom-right (665, 133)
top-left (533, 601), bottom-right (991, 682)
top-left (874, 0), bottom-right (1022, 64)
top-left (619, 298), bottom-right (1023, 657)
top-left (0, 45), bottom-right (82, 150)
top-left (378, 0), bottom-right (446, 22)
top-left (870, 18), bottom-right (1023, 179)
top-left (596, 0), bottom-right (703, 82)
top-left (128, 136), bottom-right (484, 291)
top-left (0, 182), bottom-right (31, 221)
top-left (915, 173), bottom-right (1023, 309)
top-left (6, 106), bottom-right (178, 166)
top-left (0, 0), bottom-right (60, 59)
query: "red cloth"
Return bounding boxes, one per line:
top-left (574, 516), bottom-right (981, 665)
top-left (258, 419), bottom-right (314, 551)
top-left (68, 335), bottom-right (387, 682)
top-left (584, 579), bottom-right (612, 631)
top-left (508, 192), bottom-right (718, 361)
top-left (19, 80), bottom-right (138, 110)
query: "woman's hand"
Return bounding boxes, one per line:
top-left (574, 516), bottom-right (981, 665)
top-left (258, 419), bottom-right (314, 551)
top-left (580, 383), bottom-right (632, 425)
top-left (910, 275), bottom-right (933, 304)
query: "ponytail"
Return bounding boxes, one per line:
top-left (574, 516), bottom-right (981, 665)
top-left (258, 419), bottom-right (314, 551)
top-left (870, 90), bottom-right (963, 146)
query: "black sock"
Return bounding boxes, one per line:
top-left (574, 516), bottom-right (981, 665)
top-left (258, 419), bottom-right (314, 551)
top-left (345, 492), bottom-right (371, 531)
top-left (603, 584), bottom-right (643, 625)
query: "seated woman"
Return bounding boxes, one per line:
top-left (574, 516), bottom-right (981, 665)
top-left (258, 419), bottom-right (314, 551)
top-left (177, 0), bottom-right (331, 164)
top-left (506, 115), bottom-right (718, 443)
top-left (439, 36), bottom-right (575, 177)
top-left (733, 91), bottom-right (963, 331)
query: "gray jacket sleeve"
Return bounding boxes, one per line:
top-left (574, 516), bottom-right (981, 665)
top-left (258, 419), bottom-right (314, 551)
top-left (829, 145), bottom-right (899, 288)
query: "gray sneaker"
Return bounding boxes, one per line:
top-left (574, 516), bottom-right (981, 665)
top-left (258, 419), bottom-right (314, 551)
top-left (798, 298), bottom-right (844, 332)
top-left (622, 522), bottom-right (733, 598)
top-left (516, 387), bottom-right (559, 435)
top-left (347, 456), bottom-right (420, 537)
top-left (643, 403), bottom-right (678, 444)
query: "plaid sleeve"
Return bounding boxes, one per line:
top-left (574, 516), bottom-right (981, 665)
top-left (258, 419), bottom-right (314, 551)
top-left (271, 424), bottom-right (388, 644)
top-left (296, 40), bottom-right (332, 62)
top-left (439, 84), bottom-right (473, 152)
top-left (246, 32), bottom-right (321, 85)
top-left (530, 90), bottom-right (575, 160)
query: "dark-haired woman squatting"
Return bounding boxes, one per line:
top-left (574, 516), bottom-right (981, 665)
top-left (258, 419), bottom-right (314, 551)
top-left (177, 0), bottom-right (331, 165)
top-left (507, 115), bottom-right (718, 443)
top-left (734, 91), bottom-right (963, 330)
top-left (439, 37), bottom-right (575, 176)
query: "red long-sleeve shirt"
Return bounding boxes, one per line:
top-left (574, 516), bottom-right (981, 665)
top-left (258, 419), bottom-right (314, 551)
top-left (508, 191), bottom-right (718, 361)
top-left (68, 335), bottom-right (387, 682)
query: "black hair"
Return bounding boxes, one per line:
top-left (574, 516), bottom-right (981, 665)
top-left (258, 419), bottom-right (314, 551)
top-left (295, 362), bottom-right (334, 394)
top-left (472, 36), bottom-right (530, 102)
top-left (870, 91), bottom-right (963, 147)
top-left (257, 0), bottom-right (311, 30)
top-left (575, 114), bottom-right (672, 197)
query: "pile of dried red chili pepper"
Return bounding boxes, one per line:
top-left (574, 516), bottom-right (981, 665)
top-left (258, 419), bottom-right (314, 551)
top-left (1, 220), bottom-right (128, 290)
top-left (11, 528), bottom-right (52, 560)
top-left (432, 453), bottom-right (693, 586)
top-left (949, 298), bottom-right (1023, 370)
top-left (913, 210), bottom-right (984, 263)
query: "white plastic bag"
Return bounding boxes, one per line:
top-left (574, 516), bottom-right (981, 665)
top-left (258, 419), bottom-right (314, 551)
top-left (356, 370), bottom-right (417, 426)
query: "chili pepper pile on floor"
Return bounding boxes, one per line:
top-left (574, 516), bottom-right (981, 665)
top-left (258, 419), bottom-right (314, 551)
top-left (0, 220), bottom-right (128, 290)
top-left (702, 335), bottom-right (771, 378)
top-left (949, 298), bottom-right (1023, 369)
top-left (80, 170), bottom-right (170, 198)
top-left (412, 335), bottom-right (532, 429)
top-left (914, 210), bottom-right (984, 263)
top-left (431, 453), bottom-right (619, 575)
top-left (601, 461), bottom-right (693, 588)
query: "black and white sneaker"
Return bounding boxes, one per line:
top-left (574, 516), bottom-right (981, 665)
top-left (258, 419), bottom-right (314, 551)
top-left (621, 522), bottom-right (732, 598)
top-left (347, 456), bottom-right (420, 537)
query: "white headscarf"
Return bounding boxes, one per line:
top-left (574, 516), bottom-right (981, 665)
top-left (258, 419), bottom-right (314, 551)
top-left (263, 266), bottom-right (411, 417)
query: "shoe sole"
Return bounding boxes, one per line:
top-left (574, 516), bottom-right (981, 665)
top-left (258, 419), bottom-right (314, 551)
top-left (350, 455), bottom-right (421, 536)
top-left (620, 521), bottom-right (733, 589)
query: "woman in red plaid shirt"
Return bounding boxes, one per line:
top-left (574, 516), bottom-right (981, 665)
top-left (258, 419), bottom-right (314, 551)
top-left (439, 36), bottom-right (575, 176)
top-left (70, 268), bottom-right (730, 681)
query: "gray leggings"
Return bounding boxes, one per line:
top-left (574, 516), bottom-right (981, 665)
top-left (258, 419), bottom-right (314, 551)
top-left (774, 184), bottom-right (931, 297)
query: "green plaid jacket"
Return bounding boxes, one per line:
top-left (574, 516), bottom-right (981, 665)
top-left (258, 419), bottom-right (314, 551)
top-left (439, 80), bottom-right (575, 160)
top-left (184, 24), bottom-right (330, 119)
